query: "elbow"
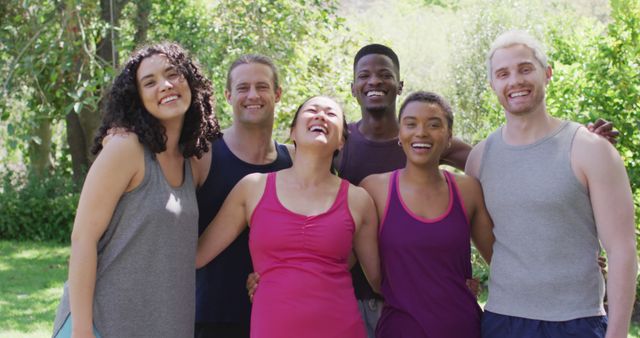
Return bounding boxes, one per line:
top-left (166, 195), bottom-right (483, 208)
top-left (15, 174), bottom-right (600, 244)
top-left (195, 250), bottom-right (207, 269)
top-left (371, 279), bottom-right (381, 294)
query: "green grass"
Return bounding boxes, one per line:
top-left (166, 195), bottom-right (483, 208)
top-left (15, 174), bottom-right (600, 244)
top-left (1, 240), bottom-right (639, 337)
top-left (0, 241), bottom-right (69, 338)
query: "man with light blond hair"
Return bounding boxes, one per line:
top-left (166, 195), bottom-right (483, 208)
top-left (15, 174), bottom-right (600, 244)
top-left (465, 30), bottom-right (637, 338)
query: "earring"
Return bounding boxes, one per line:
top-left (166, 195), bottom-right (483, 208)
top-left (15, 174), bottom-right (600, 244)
top-left (398, 140), bottom-right (402, 147)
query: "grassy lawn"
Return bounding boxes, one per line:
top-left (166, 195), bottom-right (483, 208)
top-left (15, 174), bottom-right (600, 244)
top-left (1, 240), bottom-right (639, 337)
top-left (0, 241), bottom-right (69, 338)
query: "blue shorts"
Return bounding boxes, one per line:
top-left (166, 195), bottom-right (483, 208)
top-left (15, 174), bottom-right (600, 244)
top-left (481, 311), bottom-right (607, 338)
top-left (54, 313), bottom-right (101, 338)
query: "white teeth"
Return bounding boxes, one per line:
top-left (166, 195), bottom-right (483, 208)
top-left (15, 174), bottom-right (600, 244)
top-left (160, 95), bottom-right (178, 104)
top-left (412, 143), bottom-right (432, 149)
top-left (245, 105), bottom-right (261, 109)
top-left (309, 126), bottom-right (327, 134)
top-left (509, 91), bottom-right (528, 98)
top-left (366, 91), bottom-right (384, 97)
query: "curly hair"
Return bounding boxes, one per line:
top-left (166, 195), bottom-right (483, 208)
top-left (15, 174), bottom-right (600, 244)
top-left (92, 42), bottom-right (221, 158)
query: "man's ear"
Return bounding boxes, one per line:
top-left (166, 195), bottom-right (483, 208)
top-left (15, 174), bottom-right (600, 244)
top-left (224, 89), bottom-right (232, 104)
top-left (545, 66), bottom-right (553, 84)
top-left (398, 80), bottom-right (404, 95)
top-left (275, 87), bottom-right (283, 103)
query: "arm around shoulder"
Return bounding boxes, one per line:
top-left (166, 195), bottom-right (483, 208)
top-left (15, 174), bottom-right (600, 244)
top-left (196, 173), bottom-right (266, 268)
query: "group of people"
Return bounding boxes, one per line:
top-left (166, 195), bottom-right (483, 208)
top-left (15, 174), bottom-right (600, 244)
top-left (51, 29), bottom-right (637, 338)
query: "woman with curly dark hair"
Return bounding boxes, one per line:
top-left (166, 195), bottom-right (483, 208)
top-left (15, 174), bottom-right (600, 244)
top-left (52, 42), bottom-right (220, 338)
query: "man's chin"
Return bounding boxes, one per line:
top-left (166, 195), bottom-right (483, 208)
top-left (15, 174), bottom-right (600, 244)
top-left (365, 105), bottom-right (388, 117)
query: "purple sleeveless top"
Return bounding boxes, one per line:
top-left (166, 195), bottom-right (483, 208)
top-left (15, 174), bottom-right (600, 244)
top-left (376, 170), bottom-right (481, 338)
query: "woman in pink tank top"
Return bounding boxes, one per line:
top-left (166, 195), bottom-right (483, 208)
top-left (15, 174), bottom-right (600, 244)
top-left (197, 96), bottom-right (380, 338)
top-left (360, 91), bottom-right (495, 338)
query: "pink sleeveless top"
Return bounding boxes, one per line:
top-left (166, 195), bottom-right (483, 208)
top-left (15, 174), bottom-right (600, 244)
top-left (248, 172), bottom-right (366, 338)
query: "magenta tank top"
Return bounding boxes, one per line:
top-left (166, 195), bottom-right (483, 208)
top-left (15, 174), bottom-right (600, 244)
top-left (376, 170), bottom-right (481, 338)
top-left (248, 172), bottom-right (366, 338)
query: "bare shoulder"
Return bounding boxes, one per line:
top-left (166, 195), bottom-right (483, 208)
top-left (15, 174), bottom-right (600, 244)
top-left (99, 132), bottom-right (143, 162)
top-left (449, 171), bottom-right (481, 190)
top-left (87, 132), bottom-right (144, 192)
top-left (190, 141), bottom-right (213, 187)
top-left (348, 182), bottom-right (375, 210)
top-left (360, 172), bottom-right (392, 191)
top-left (572, 125), bottom-right (622, 167)
top-left (348, 183), bottom-right (372, 202)
top-left (465, 139), bottom-right (487, 178)
top-left (238, 172), bottom-right (268, 191)
top-left (359, 172), bottom-right (392, 200)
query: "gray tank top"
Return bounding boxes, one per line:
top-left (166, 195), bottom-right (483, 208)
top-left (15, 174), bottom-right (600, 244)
top-left (52, 147), bottom-right (198, 337)
top-left (479, 121), bottom-right (605, 321)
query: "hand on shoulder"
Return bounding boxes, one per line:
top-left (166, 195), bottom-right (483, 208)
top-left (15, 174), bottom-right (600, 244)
top-left (572, 125), bottom-right (624, 187)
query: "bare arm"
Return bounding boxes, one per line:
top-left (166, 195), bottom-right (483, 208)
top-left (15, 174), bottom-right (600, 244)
top-left (69, 135), bottom-right (144, 338)
top-left (196, 174), bottom-right (263, 268)
top-left (459, 175), bottom-right (494, 264)
top-left (464, 140), bottom-right (486, 179)
top-left (574, 129), bottom-right (637, 338)
top-left (350, 185), bottom-right (381, 293)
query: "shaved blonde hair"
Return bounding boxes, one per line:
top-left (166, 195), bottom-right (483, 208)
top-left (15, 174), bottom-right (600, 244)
top-left (486, 30), bottom-right (548, 81)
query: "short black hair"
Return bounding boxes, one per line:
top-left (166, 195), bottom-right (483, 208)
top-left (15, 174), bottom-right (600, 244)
top-left (399, 91), bottom-right (454, 131)
top-left (353, 44), bottom-right (400, 76)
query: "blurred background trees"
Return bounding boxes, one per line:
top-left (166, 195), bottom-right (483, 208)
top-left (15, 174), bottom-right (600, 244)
top-left (0, 0), bottom-right (638, 246)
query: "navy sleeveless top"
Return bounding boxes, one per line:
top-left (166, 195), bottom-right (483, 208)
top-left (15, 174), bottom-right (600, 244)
top-left (376, 170), bottom-right (481, 338)
top-left (195, 137), bottom-right (292, 325)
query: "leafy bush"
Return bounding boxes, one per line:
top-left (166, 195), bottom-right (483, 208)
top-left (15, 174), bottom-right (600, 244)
top-left (0, 169), bottom-right (78, 243)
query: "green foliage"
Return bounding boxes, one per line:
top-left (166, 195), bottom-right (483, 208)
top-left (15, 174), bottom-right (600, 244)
top-left (548, 0), bottom-right (640, 225)
top-left (141, 0), bottom-right (355, 139)
top-left (0, 169), bottom-right (78, 243)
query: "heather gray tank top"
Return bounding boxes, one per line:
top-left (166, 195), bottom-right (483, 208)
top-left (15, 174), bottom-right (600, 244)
top-left (479, 121), bottom-right (605, 321)
top-left (52, 147), bottom-right (198, 337)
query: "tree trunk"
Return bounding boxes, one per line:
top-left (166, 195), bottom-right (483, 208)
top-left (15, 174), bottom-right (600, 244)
top-left (134, 0), bottom-right (152, 46)
top-left (65, 112), bottom-right (89, 184)
top-left (28, 117), bottom-right (52, 177)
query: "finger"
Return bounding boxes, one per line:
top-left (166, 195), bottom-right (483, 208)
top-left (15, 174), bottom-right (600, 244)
top-left (593, 123), bottom-right (613, 134)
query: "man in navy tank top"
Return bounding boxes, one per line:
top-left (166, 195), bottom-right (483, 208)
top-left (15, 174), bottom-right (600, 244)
top-left (192, 54), bottom-right (294, 338)
top-left (465, 30), bottom-right (637, 338)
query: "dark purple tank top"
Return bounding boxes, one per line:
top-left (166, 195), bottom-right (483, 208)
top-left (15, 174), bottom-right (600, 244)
top-left (376, 170), bottom-right (481, 338)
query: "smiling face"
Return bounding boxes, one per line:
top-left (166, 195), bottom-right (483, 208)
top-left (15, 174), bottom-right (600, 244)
top-left (290, 96), bottom-right (345, 153)
top-left (489, 44), bottom-right (552, 117)
top-left (225, 62), bottom-right (282, 127)
top-left (351, 54), bottom-right (403, 117)
top-left (137, 54), bottom-right (192, 122)
top-left (399, 101), bottom-right (451, 166)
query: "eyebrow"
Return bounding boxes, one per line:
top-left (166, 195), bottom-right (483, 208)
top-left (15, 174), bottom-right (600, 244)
top-left (138, 66), bottom-right (176, 82)
top-left (494, 61), bottom-right (536, 74)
